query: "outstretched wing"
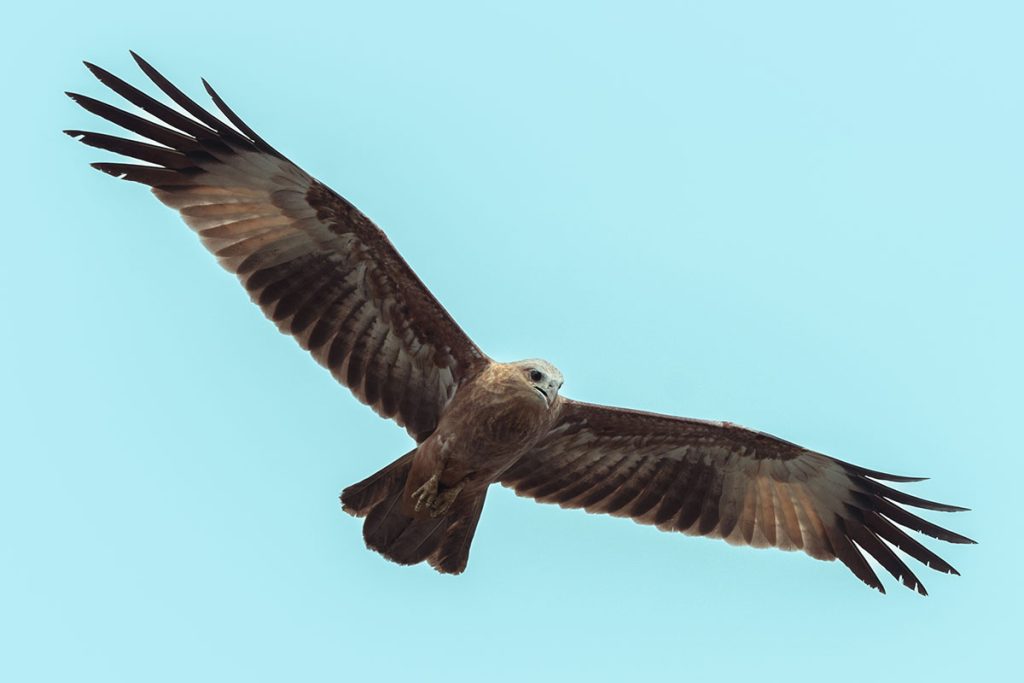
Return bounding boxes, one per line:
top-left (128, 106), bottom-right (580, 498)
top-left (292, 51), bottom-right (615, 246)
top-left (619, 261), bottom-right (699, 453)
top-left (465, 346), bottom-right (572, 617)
top-left (500, 399), bottom-right (974, 594)
top-left (67, 53), bottom-right (489, 441)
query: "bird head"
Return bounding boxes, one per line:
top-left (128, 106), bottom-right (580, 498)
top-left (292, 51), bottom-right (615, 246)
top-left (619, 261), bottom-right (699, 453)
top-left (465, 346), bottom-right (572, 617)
top-left (512, 359), bottom-right (564, 408)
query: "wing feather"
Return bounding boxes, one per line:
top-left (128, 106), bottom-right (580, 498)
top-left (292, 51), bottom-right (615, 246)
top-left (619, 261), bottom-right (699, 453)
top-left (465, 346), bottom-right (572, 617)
top-left (68, 55), bottom-right (489, 440)
top-left (501, 399), bottom-right (974, 594)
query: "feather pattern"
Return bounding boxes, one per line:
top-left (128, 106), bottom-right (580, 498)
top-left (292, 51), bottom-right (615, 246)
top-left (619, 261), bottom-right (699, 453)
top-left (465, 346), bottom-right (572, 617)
top-left (67, 53), bottom-right (489, 440)
top-left (500, 399), bottom-right (975, 595)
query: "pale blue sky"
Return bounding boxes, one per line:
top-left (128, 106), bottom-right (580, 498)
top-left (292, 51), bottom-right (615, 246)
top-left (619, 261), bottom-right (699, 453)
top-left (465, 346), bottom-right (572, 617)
top-left (3, 2), bottom-right (1021, 681)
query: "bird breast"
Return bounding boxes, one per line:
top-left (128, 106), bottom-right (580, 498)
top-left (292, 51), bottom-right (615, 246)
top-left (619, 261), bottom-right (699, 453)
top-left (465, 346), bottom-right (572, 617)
top-left (435, 370), bottom-right (555, 465)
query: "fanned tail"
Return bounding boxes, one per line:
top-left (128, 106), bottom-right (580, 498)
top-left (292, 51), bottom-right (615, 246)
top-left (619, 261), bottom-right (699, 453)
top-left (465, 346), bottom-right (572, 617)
top-left (340, 450), bottom-right (415, 517)
top-left (341, 454), bottom-right (488, 574)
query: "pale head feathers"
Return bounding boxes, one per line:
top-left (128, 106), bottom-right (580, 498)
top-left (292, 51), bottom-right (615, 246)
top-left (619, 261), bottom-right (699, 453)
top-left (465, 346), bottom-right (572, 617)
top-left (510, 359), bottom-right (563, 407)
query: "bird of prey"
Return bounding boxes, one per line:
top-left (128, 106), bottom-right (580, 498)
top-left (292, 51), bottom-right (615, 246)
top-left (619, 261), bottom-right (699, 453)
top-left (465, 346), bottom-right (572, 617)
top-left (67, 53), bottom-right (974, 594)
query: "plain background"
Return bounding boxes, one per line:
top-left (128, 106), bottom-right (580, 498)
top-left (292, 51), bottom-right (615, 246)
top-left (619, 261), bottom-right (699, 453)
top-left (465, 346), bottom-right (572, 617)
top-left (3, 2), bottom-right (1020, 681)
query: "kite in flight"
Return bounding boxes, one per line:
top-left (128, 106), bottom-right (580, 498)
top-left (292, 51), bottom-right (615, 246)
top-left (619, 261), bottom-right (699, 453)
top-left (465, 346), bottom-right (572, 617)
top-left (67, 53), bottom-right (974, 594)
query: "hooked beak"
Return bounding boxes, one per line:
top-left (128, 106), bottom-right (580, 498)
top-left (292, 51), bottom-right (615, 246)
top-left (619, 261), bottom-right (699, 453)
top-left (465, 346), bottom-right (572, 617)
top-left (533, 386), bottom-right (550, 406)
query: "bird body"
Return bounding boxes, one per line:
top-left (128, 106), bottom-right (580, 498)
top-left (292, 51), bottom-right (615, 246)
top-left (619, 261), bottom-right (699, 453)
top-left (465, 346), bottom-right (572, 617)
top-left (68, 53), bottom-right (974, 593)
top-left (413, 360), bottom-right (564, 493)
top-left (344, 360), bottom-right (564, 572)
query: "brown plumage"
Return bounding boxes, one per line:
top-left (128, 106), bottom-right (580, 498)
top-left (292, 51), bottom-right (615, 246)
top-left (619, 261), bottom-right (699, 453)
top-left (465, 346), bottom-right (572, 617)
top-left (68, 53), bottom-right (974, 592)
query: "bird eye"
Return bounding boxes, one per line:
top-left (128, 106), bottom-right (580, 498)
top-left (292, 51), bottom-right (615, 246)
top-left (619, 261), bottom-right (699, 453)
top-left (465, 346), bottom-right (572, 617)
top-left (529, 369), bottom-right (543, 382)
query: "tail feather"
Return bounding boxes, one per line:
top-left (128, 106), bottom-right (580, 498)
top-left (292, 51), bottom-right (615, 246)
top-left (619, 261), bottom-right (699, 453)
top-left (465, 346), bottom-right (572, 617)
top-left (384, 512), bottom-right (448, 565)
top-left (340, 450), bottom-right (415, 517)
top-left (341, 453), bottom-right (488, 574)
top-left (431, 492), bottom-right (488, 574)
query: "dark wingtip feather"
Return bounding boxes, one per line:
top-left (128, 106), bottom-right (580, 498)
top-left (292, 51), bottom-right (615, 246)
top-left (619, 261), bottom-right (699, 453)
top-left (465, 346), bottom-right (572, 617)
top-left (129, 52), bottom-right (170, 91)
top-left (850, 472), bottom-right (973, 513)
top-left (68, 130), bottom-right (195, 169)
top-left (840, 461), bottom-right (929, 483)
top-left (201, 77), bottom-right (286, 159)
top-left (90, 161), bottom-right (126, 178)
top-left (90, 161), bottom-right (198, 186)
top-left (128, 50), bottom-right (153, 73)
top-left (874, 481), bottom-right (973, 513)
top-left (129, 52), bottom-right (257, 151)
top-left (91, 161), bottom-right (135, 176)
top-left (78, 57), bottom-right (220, 142)
top-left (884, 502), bottom-right (976, 545)
top-left (83, 60), bottom-right (113, 82)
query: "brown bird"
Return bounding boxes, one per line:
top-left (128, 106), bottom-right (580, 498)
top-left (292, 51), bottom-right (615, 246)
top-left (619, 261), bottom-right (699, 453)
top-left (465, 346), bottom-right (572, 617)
top-left (67, 53), bottom-right (974, 594)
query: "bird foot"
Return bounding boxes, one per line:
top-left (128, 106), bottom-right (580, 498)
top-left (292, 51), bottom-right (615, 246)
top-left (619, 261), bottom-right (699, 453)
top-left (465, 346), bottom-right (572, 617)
top-left (430, 485), bottom-right (463, 517)
top-left (412, 475), bottom-right (462, 518)
top-left (412, 474), bottom-right (439, 512)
